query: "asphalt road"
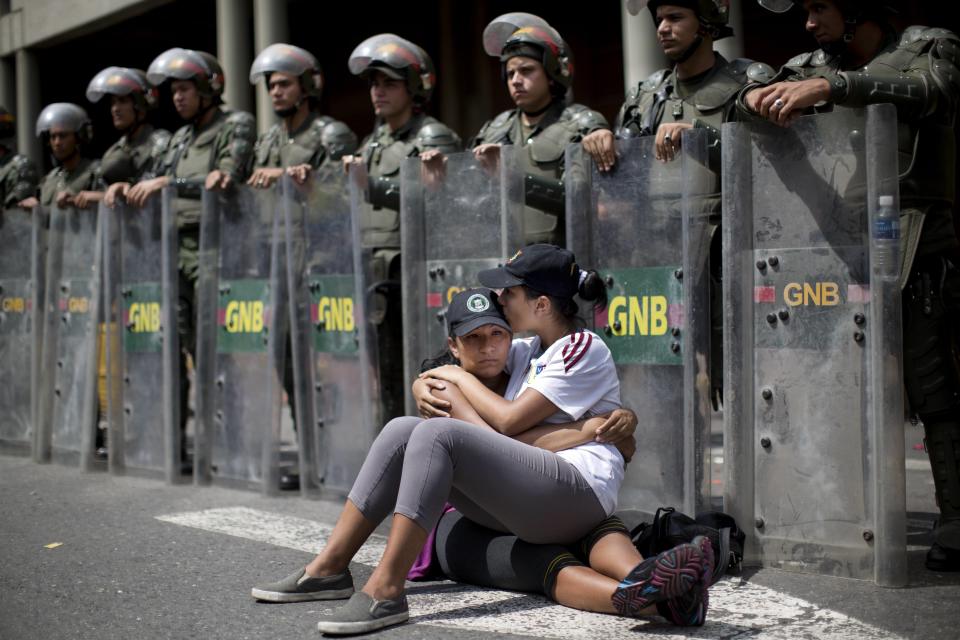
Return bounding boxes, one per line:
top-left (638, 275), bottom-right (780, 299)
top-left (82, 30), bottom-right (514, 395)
top-left (2, 453), bottom-right (959, 640)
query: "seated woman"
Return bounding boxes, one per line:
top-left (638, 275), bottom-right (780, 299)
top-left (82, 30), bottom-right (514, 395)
top-left (252, 245), bottom-right (713, 635)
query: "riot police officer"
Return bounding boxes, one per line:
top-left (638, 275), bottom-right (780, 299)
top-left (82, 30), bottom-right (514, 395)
top-left (84, 67), bottom-right (170, 208)
top-left (473, 12), bottom-right (608, 246)
top-left (741, 0), bottom-right (960, 572)
top-left (583, 1), bottom-right (772, 408)
top-left (0, 107), bottom-right (38, 208)
top-left (125, 48), bottom-right (256, 470)
top-left (346, 33), bottom-right (461, 422)
top-left (19, 103), bottom-right (100, 211)
top-left (583, 0), bottom-right (771, 169)
top-left (248, 43), bottom-right (357, 188)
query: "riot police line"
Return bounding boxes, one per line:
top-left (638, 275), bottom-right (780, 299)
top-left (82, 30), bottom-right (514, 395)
top-left (0, 103), bottom-right (909, 588)
top-left (1, 1), bottom-right (958, 589)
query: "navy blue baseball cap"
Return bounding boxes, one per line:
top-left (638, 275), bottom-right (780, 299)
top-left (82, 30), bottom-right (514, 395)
top-left (478, 244), bottom-right (580, 298)
top-left (446, 288), bottom-right (512, 337)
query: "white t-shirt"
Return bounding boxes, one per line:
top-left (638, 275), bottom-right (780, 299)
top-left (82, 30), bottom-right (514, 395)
top-left (504, 330), bottom-right (624, 515)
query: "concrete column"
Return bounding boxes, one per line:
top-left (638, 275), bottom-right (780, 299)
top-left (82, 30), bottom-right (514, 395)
top-left (620, 3), bottom-right (667, 96)
top-left (216, 0), bottom-right (254, 115)
top-left (715, 0), bottom-right (746, 61)
top-left (253, 0), bottom-right (288, 134)
top-left (15, 49), bottom-right (40, 165)
top-left (0, 56), bottom-right (15, 115)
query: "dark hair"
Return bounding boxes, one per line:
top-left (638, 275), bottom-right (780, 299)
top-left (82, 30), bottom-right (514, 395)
top-left (522, 268), bottom-right (607, 323)
top-left (419, 349), bottom-right (457, 373)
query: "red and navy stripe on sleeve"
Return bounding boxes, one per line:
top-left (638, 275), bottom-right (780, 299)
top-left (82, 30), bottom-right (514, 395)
top-left (561, 330), bottom-right (593, 373)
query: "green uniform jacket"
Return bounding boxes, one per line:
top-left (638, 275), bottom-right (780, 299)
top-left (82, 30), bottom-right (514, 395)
top-left (618, 54), bottom-right (772, 174)
top-left (39, 157), bottom-right (100, 207)
top-left (472, 100), bottom-right (608, 244)
top-left (0, 152), bottom-right (39, 208)
top-left (254, 112), bottom-right (357, 170)
top-left (358, 112), bottom-right (460, 250)
top-left (158, 107), bottom-right (256, 227)
top-left (98, 124), bottom-right (171, 185)
top-left (736, 25), bottom-right (960, 267)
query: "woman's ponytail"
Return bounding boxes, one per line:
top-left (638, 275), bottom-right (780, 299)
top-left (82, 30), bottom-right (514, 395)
top-left (578, 268), bottom-right (608, 312)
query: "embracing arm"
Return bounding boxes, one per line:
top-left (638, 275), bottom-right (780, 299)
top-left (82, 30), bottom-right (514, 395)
top-left (421, 365), bottom-right (556, 436)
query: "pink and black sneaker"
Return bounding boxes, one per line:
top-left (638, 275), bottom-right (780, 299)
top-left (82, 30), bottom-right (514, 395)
top-left (611, 542), bottom-right (705, 617)
top-left (656, 535), bottom-right (715, 626)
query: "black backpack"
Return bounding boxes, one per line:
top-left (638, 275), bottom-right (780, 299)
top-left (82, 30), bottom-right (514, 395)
top-left (630, 507), bottom-right (745, 585)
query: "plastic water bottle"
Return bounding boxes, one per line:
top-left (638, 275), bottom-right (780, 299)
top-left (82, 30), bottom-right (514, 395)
top-left (872, 195), bottom-right (900, 279)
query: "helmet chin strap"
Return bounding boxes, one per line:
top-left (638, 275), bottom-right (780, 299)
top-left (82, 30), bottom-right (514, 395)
top-left (191, 99), bottom-right (217, 126)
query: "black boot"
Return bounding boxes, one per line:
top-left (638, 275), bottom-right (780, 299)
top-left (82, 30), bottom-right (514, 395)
top-left (924, 421), bottom-right (960, 571)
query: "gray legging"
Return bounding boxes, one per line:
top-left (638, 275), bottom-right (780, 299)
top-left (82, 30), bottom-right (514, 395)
top-left (348, 416), bottom-right (607, 545)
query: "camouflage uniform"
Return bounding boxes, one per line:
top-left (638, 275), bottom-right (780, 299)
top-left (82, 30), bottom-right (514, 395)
top-left (254, 112), bottom-right (356, 173)
top-left (472, 102), bottom-right (607, 245)
top-left (0, 152), bottom-right (38, 208)
top-left (38, 157), bottom-right (101, 207)
top-left (98, 124), bottom-right (170, 185)
top-left (739, 18), bottom-right (960, 569)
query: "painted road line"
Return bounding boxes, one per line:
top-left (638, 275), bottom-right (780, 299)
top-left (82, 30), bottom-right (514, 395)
top-left (158, 507), bottom-right (902, 640)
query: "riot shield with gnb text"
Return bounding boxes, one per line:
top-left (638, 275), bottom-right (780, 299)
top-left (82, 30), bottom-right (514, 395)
top-left (284, 169), bottom-right (380, 497)
top-left (722, 105), bottom-right (906, 586)
top-left (0, 208), bottom-right (44, 456)
top-left (566, 131), bottom-right (714, 515)
top-left (400, 148), bottom-right (524, 408)
top-left (102, 193), bottom-right (179, 481)
top-left (36, 204), bottom-right (102, 467)
top-left (194, 186), bottom-right (286, 493)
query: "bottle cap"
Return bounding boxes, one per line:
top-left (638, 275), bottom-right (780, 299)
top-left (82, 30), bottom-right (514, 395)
top-left (879, 195), bottom-right (894, 206)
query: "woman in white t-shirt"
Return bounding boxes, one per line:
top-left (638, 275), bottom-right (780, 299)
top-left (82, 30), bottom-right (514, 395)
top-left (252, 247), bottom-right (713, 635)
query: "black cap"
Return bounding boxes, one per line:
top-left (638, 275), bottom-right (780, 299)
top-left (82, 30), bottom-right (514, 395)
top-left (478, 244), bottom-right (579, 298)
top-left (446, 288), bottom-right (512, 337)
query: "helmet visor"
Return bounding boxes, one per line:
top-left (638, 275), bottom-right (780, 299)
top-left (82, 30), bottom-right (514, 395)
top-left (249, 43), bottom-right (318, 84)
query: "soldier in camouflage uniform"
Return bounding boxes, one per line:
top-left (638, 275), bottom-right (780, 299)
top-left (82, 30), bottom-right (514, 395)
top-left (741, 0), bottom-right (960, 572)
top-left (347, 34), bottom-right (461, 422)
top-left (247, 43), bottom-right (358, 490)
top-left (19, 103), bottom-right (100, 211)
top-left (0, 107), bottom-right (38, 208)
top-left (125, 48), bottom-right (256, 468)
top-left (473, 13), bottom-right (609, 246)
top-left (583, 0), bottom-right (772, 408)
top-left (248, 43), bottom-right (357, 189)
top-left (83, 67), bottom-right (170, 208)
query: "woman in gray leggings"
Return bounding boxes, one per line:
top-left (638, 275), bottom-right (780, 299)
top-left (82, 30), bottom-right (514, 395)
top-left (252, 247), bottom-right (712, 634)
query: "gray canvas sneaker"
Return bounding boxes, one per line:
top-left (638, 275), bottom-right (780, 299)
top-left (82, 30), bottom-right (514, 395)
top-left (251, 567), bottom-right (354, 602)
top-left (315, 592), bottom-right (409, 635)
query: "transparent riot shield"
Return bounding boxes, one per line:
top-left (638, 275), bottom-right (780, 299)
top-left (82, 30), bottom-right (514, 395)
top-left (566, 132), bottom-right (713, 515)
top-left (722, 104), bottom-right (906, 585)
top-left (0, 208), bottom-right (44, 456)
top-left (194, 185), bottom-right (286, 493)
top-left (101, 193), bottom-right (179, 481)
top-left (36, 204), bottom-right (102, 467)
top-left (283, 168), bottom-right (380, 497)
top-left (400, 148), bottom-right (525, 411)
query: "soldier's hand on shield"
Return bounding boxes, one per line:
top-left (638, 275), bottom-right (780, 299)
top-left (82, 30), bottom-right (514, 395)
top-left (55, 190), bottom-right (75, 208)
top-left (286, 164), bottom-right (312, 185)
top-left (247, 167), bottom-right (285, 189)
top-left (750, 79), bottom-right (830, 127)
top-left (341, 154), bottom-right (360, 174)
top-left (473, 143), bottom-right (502, 176)
top-left (73, 190), bottom-right (103, 209)
top-left (582, 129), bottom-right (617, 172)
top-left (104, 182), bottom-right (131, 208)
top-left (655, 122), bottom-right (692, 163)
top-left (127, 176), bottom-right (170, 207)
top-left (419, 149), bottom-right (447, 190)
top-left (592, 408), bottom-right (637, 444)
top-left (205, 169), bottom-right (233, 191)
top-left (18, 196), bottom-right (39, 211)
top-left (413, 377), bottom-right (452, 418)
